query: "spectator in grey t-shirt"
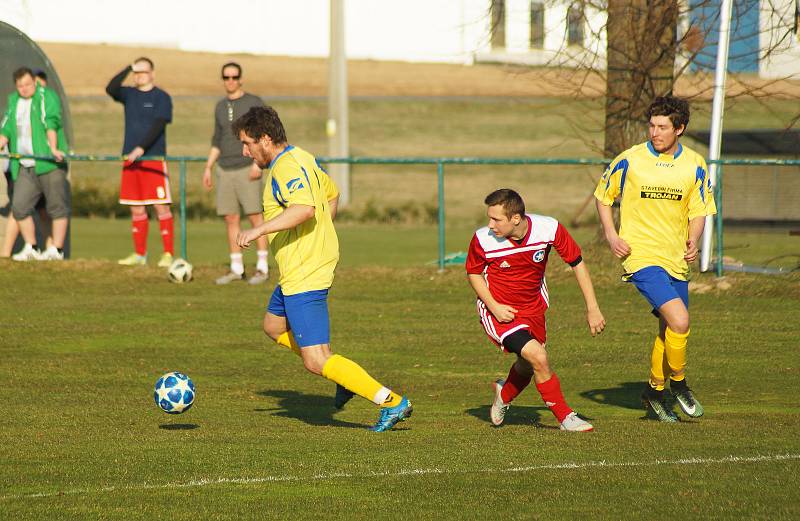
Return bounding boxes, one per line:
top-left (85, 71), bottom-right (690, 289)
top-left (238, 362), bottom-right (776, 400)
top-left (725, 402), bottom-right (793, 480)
top-left (202, 62), bottom-right (269, 285)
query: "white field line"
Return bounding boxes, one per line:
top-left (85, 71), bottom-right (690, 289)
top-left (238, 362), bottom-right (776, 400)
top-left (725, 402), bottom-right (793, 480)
top-left (2, 453), bottom-right (798, 501)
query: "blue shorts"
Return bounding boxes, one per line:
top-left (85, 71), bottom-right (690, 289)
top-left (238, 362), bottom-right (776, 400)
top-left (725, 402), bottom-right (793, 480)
top-left (628, 266), bottom-right (689, 316)
top-left (267, 286), bottom-right (330, 347)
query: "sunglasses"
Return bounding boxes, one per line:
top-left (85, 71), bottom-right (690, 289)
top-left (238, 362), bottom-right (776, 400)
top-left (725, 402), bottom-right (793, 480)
top-left (222, 75), bottom-right (241, 80)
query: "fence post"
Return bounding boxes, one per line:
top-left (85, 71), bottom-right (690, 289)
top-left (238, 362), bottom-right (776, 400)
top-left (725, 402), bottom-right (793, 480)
top-left (437, 161), bottom-right (445, 272)
top-left (715, 163), bottom-right (723, 277)
top-left (179, 159), bottom-right (187, 260)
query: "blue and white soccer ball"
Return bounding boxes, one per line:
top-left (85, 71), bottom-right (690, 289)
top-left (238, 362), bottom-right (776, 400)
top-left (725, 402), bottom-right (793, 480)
top-left (154, 371), bottom-right (195, 414)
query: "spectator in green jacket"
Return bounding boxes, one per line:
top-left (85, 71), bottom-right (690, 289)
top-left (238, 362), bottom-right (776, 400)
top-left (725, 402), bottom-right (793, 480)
top-left (0, 67), bottom-right (70, 261)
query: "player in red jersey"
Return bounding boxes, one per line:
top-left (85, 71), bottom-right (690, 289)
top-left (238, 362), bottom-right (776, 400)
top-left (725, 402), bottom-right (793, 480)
top-left (466, 189), bottom-right (605, 431)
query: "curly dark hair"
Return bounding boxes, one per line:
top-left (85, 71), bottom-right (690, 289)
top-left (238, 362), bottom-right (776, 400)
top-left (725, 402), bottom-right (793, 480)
top-left (231, 105), bottom-right (287, 144)
top-left (485, 188), bottom-right (526, 219)
top-left (647, 96), bottom-right (690, 132)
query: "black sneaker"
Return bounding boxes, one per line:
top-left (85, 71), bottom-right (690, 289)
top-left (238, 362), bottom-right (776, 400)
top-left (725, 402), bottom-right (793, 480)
top-left (641, 386), bottom-right (679, 423)
top-left (670, 380), bottom-right (704, 418)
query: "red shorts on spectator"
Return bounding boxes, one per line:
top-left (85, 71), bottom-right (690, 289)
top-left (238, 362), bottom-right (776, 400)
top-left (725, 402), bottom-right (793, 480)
top-left (119, 160), bottom-right (171, 205)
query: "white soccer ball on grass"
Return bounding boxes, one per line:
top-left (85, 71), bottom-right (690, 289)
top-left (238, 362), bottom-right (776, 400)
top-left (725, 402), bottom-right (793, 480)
top-left (167, 258), bottom-right (193, 283)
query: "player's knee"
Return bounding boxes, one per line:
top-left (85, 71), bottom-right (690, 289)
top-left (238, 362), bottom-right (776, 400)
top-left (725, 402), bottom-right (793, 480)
top-left (302, 356), bottom-right (325, 375)
top-left (224, 214), bottom-right (240, 225)
top-left (263, 322), bottom-right (283, 341)
top-left (527, 351), bottom-right (550, 374)
top-left (669, 315), bottom-right (690, 334)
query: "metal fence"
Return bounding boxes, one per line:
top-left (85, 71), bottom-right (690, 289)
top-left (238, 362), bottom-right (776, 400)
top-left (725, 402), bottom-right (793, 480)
top-left (3, 153), bottom-right (799, 274)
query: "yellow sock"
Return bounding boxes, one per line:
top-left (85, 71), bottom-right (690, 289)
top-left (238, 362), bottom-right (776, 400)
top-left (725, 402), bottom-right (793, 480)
top-left (321, 354), bottom-right (402, 407)
top-left (665, 327), bottom-right (689, 382)
top-left (649, 335), bottom-right (667, 391)
top-left (275, 331), bottom-right (301, 357)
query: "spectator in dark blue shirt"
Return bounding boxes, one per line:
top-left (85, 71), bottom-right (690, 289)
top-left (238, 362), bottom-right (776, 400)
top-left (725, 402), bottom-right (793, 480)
top-left (106, 57), bottom-right (175, 268)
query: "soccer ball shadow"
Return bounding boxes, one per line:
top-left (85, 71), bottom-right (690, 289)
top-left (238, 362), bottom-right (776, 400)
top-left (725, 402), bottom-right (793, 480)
top-left (256, 389), bottom-right (369, 430)
top-left (159, 423), bottom-right (200, 430)
top-left (465, 404), bottom-right (553, 428)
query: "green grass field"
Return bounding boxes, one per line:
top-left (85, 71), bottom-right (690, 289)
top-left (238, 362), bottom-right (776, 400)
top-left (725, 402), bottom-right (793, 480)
top-left (1, 223), bottom-right (799, 520)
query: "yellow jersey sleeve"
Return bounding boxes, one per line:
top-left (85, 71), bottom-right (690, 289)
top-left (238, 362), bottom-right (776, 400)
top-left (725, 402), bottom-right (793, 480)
top-left (272, 159), bottom-right (316, 207)
top-left (687, 156), bottom-right (717, 220)
top-left (594, 151), bottom-right (629, 206)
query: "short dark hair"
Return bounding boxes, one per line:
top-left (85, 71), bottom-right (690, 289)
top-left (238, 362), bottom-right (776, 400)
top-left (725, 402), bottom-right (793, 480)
top-left (33, 69), bottom-right (47, 81)
top-left (232, 106), bottom-right (287, 144)
top-left (647, 96), bottom-right (690, 132)
top-left (484, 189), bottom-right (525, 219)
top-left (134, 57), bottom-right (154, 70)
top-left (13, 67), bottom-right (33, 83)
top-left (221, 62), bottom-right (242, 76)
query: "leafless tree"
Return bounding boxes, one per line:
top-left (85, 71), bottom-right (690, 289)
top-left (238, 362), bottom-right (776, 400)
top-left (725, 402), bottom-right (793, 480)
top-left (487, 0), bottom-right (800, 155)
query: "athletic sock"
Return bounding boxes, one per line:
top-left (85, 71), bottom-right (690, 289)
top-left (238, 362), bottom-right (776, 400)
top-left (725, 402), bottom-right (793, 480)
top-left (275, 331), bottom-right (301, 357)
top-left (670, 377), bottom-right (689, 392)
top-left (158, 211), bottom-right (174, 255)
top-left (321, 354), bottom-right (402, 407)
top-left (256, 250), bottom-right (268, 273)
top-left (535, 373), bottom-right (573, 423)
top-left (664, 327), bottom-right (689, 381)
top-left (132, 214), bottom-right (148, 256)
top-left (230, 253), bottom-right (244, 276)
top-left (501, 364), bottom-right (532, 403)
top-left (649, 335), bottom-right (668, 391)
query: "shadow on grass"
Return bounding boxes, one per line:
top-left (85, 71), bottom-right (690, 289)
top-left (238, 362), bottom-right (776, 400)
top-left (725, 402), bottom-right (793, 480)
top-left (256, 389), bottom-right (367, 429)
top-left (159, 423), bottom-right (199, 430)
top-left (580, 381), bottom-right (645, 411)
top-left (465, 404), bottom-right (553, 428)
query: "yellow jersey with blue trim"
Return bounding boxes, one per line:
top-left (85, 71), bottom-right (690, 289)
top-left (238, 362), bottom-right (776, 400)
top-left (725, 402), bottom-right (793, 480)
top-left (263, 145), bottom-right (340, 295)
top-left (594, 141), bottom-right (716, 280)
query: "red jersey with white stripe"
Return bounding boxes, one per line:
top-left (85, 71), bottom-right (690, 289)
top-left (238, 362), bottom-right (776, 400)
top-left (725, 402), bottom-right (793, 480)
top-left (466, 214), bottom-right (582, 315)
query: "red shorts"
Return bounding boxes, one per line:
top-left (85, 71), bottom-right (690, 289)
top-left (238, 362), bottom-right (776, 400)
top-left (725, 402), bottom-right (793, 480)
top-left (476, 299), bottom-right (547, 352)
top-left (119, 160), bottom-right (171, 205)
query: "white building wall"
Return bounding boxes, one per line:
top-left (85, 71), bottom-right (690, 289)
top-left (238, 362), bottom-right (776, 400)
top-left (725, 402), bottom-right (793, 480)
top-left (0, 0), bottom-right (797, 77)
top-left (1, 0), bottom-right (489, 64)
top-left (758, 0), bottom-right (800, 79)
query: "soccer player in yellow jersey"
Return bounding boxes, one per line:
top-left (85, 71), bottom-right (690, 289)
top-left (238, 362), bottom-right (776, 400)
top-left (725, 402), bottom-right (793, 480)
top-left (594, 96), bottom-right (716, 422)
top-left (233, 106), bottom-right (412, 432)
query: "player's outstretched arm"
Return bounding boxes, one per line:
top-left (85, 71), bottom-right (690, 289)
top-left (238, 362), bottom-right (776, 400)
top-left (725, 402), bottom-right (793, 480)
top-left (595, 199), bottom-right (630, 258)
top-left (571, 260), bottom-right (606, 336)
top-left (467, 273), bottom-right (517, 323)
top-left (237, 204), bottom-right (315, 248)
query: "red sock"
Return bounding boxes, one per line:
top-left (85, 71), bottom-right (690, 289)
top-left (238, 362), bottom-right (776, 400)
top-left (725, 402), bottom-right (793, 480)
top-left (535, 373), bottom-right (573, 423)
top-left (132, 214), bottom-right (148, 255)
top-left (501, 364), bottom-right (532, 403)
top-left (158, 212), bottom-right (174, 255)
